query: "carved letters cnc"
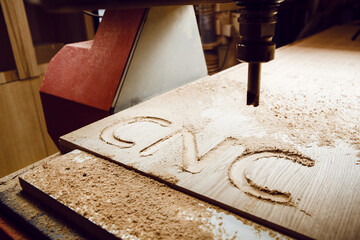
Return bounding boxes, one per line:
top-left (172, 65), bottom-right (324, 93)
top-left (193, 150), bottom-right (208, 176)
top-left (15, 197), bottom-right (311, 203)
top-left (100, 116), bottom-right (315, 206)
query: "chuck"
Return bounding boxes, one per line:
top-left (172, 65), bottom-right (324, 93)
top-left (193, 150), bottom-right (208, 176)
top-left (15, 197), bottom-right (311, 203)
top-left (235, 0), bottom-right (283, 106)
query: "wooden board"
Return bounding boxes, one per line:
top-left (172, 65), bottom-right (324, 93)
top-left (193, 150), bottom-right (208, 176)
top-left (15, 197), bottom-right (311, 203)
top-left (0, 0), bottom-right (40, 79)
top-left (60, 24), bottom-right (360, 239)
top-left (0, 70), bottom-right (57, 178)
top-left (19, 149), bottom-right (290, 240)
top-left (0, 78), bottom-right (47, 177)
top-left (0, 63), bottom-right (48, 84)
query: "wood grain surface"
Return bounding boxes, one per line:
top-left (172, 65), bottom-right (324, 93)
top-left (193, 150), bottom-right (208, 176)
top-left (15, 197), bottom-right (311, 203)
top-left (0, 75), bottom-right (58, 178)
top-left (60, 23), bottom-right (360, 239)
top-left (0, 0), bottom-right (40, 79)
top-left (0, 78), bottom-right (46, 177)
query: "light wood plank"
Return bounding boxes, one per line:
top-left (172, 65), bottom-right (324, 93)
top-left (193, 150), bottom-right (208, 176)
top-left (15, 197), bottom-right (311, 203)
top-left (0, 79), bottom-right (46, 177)
top-left (0, 69), bottom-right (18, 84)
top-left (60, 24), bottom-right (360, 239)
top-left (0, 63), bottom-right (49, 84)
top-left (0, 0), bottom-right (40, 79)
top-left (293, 21), bottom-right (360, 50)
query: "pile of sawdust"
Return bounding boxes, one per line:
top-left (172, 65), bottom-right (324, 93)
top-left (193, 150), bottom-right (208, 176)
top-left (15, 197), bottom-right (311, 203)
top-left (20, 150), bottom-right (284, 239)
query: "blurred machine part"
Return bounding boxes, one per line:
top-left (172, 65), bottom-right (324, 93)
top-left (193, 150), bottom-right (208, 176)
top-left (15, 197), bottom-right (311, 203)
top-left (40, 6), bottom-right (207, 146)
top-left (196, 4), bottom-right (220, 75)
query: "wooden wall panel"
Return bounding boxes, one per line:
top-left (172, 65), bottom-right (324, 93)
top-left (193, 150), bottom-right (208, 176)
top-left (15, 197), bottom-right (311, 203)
top-left (0, 0), bottom-right (40, 79)
top-left (0, 78), bottom-right (46, 177)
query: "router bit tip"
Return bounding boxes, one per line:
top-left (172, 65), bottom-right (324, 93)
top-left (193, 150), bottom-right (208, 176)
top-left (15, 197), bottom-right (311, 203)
top-left (247, 62), bottom-right (261, 107)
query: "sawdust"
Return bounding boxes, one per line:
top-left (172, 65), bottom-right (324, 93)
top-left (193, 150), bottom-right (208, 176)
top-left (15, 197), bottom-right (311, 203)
top-left (184, 68), bottom-right (359, 156)
top-left (146, 170), bottom-right (179, 185)
top-left (188, 65), bottom-right (360, 158)
top-left (0, 181), bottom-right (87, 239)
top-left (240, 148), bottom-right (314, 167)
top-left (20, 150), bottom-right (288, 240)
top-left (252, 80), bottom-right (360, 155)
top-left (246, 177), bottom-right (292, 197)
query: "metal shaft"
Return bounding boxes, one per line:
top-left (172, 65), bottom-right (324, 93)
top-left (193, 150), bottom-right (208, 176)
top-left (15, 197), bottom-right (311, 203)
top-left (236, 0), bottom-right (282, 107)
top-left (247, 62), bottom-right (261, 107)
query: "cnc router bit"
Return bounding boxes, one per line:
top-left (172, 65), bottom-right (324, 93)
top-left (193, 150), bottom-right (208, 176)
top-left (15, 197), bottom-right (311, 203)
top-left (235, 0), bottom-right (283, 106)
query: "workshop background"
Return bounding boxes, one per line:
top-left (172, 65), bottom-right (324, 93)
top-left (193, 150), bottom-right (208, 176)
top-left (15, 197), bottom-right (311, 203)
top-left (0, 0), bottom-right (359, 178)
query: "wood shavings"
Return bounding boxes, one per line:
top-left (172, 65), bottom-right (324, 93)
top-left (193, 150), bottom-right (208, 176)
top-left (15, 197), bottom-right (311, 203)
top-left (20, 150), bottom-right (289, 240)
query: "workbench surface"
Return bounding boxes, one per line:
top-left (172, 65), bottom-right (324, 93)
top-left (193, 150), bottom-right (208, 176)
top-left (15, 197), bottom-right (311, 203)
top-left (1, 152), bottom-right (289, 239)
top-left (0, 154), bottom-right (90, 239)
